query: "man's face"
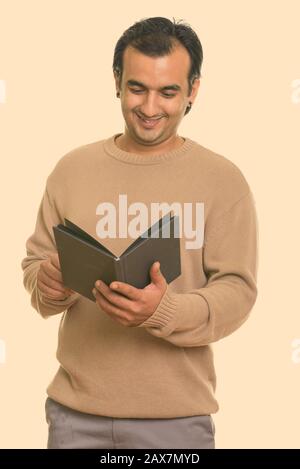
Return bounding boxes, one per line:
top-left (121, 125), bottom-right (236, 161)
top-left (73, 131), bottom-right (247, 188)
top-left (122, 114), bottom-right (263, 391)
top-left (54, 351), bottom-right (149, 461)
top-left (114, 44), bottom-right (200, 147)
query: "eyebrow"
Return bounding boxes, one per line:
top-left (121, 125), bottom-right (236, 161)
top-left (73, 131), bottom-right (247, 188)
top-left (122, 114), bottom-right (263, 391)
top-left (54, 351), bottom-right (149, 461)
top-left (126, 80), bottom-right (181, 92)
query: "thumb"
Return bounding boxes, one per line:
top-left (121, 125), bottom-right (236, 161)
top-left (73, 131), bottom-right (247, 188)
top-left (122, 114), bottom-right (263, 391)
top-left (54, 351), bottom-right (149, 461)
top-left (150, 262), bottom-right (165, 285)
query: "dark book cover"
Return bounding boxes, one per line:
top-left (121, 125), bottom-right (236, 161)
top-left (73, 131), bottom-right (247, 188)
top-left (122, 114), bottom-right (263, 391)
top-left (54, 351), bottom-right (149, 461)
top-left (53, 212), bottom-right (181, 302)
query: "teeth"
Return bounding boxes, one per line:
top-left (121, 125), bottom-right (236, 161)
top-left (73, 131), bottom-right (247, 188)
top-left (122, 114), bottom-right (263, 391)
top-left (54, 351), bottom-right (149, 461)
top-left (137, 114), bottom-right (160, 123)
top-left (143, 118), bottom-right (159, 123)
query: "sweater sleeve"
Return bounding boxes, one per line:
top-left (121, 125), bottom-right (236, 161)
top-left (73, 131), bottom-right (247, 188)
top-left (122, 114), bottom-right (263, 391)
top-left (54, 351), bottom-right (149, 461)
top-left (137, 190), bottom-right (259, 347)
top-left (21, 181), bottom-right (80, 319)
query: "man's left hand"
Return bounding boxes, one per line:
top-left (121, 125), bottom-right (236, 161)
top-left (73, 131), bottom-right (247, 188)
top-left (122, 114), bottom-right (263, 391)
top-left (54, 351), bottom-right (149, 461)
top-left (92, 262), bottom-right (167, 327)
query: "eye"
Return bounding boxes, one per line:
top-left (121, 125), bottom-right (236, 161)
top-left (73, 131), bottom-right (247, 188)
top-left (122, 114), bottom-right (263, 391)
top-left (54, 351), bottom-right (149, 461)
top-left (130, 88), bottom-right (144, 94)
top-left (129, 88), bottom-right (175, 98)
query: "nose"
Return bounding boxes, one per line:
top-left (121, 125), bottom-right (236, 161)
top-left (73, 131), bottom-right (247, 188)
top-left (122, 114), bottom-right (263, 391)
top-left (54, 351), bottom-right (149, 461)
top-left (139, 92), bottom-right (164, 119)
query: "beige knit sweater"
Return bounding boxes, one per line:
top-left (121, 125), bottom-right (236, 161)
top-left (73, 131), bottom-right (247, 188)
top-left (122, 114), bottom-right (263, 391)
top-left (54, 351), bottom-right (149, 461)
top-left (21, 133), bottom-right (258, 418)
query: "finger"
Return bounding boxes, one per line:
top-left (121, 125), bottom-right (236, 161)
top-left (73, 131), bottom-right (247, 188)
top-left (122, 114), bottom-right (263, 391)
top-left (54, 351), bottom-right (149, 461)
top-left (38, 269), bottom-right (69, 294)
top-left (108, 281), bottom-right (141, 301)
top-left (47, 255), bottom-right (71, 292)
top-left (38, 279), bottom-right (70, 300)
top-left (92, 289), bottom-right (128, 322)
top-left (49, 252), bottom-right (61, 270)
top-left (94, 280), bottom-right (133, 310)
top-left (41, 259), bottom-right (63, 283)
top-left (150, 261), bottom-right (167, 287)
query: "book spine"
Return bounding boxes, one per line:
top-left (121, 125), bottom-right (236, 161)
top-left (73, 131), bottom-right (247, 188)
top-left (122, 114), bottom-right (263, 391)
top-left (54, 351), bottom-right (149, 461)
top-left (114, 258), bottom-right (126, 282)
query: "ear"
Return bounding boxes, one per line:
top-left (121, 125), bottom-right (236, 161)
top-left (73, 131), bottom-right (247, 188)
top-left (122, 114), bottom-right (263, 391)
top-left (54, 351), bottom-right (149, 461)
top-left (114, 71), bottom-right (121, 94)
top-left (188, 78), bottom-right (201, 105)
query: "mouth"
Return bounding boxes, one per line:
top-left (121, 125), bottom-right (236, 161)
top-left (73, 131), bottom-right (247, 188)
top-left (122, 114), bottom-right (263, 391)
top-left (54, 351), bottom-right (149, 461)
top-left (135, 113), bottom-right (164, 129)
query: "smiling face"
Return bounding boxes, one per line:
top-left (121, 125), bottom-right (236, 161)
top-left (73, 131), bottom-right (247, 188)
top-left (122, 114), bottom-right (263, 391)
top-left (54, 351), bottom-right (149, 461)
top-left (114, 42), bottom-right (200, 152)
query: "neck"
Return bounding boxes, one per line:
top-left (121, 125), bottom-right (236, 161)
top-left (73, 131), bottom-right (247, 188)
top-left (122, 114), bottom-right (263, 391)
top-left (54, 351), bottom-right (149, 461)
top-left (115, 132), bottom-right (185, 156)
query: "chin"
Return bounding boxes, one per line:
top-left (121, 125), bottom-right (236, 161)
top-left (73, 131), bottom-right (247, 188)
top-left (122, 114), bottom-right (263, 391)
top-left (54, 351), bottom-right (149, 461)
top-left (135, 130), bottom-right (164, 143)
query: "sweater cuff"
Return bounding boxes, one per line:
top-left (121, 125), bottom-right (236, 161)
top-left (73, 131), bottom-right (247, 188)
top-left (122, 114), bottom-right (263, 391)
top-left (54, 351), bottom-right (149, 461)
top-left (38, 288), bottom-right (80, 306)
top-left (137, 284), bottom-right (178, 329)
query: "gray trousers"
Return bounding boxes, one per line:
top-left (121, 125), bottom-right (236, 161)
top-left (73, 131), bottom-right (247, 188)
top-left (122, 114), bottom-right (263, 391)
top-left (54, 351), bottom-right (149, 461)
top-left (45, 397), bottom-right (215, 449)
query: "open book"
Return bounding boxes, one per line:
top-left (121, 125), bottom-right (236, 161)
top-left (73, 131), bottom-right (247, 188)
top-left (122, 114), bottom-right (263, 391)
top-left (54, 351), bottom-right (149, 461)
top-left (53, 212), bottom-right (181, 302)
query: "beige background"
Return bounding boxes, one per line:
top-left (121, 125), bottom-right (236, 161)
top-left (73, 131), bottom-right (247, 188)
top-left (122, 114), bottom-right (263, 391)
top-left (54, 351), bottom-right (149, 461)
top-left (0, 0), bottom-right (299, 448)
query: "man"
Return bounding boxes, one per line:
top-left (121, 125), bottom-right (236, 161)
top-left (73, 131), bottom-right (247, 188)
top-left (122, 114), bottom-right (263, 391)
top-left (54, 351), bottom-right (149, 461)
top-left (21, 17), bottom-right (258, 449)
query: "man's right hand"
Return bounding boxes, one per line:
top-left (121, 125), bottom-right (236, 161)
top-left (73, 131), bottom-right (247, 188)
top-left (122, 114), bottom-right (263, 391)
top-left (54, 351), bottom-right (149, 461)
top-left (37, 252), bottom-right (74, 300)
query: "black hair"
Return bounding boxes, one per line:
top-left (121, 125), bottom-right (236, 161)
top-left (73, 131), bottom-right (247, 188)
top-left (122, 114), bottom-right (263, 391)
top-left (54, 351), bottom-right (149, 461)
top-left (113, 16), bottom-right (203, 99)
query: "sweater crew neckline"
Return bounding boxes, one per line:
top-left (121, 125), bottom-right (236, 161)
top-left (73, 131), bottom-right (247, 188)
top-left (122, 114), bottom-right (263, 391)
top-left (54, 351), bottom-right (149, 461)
top-left (103, 133), bottom-right (196, 165)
